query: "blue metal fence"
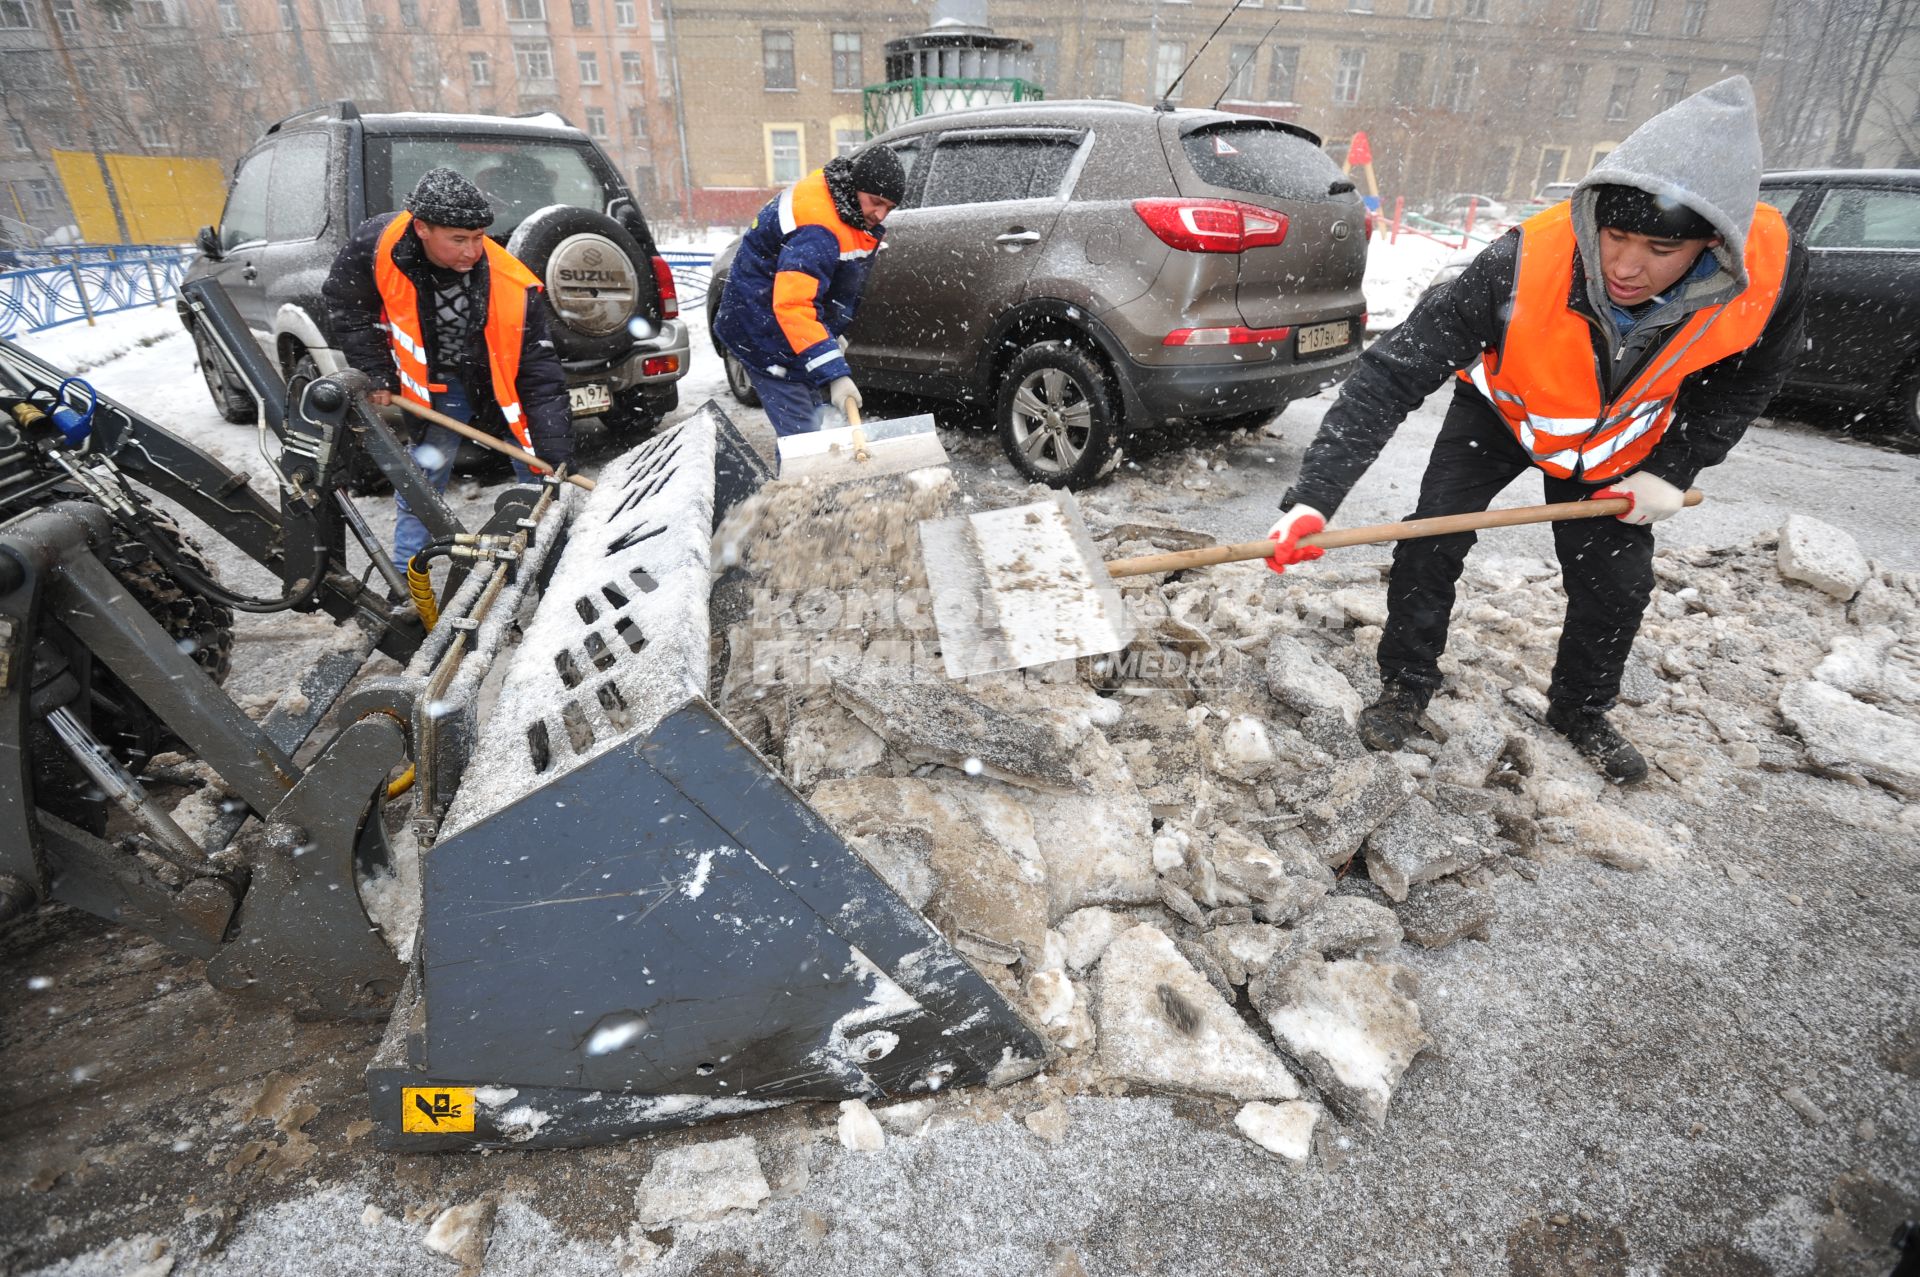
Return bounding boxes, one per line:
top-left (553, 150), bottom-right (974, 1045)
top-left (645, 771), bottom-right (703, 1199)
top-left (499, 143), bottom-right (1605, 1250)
top-left (0, 247), bottom-right (192, 339)
top-left (661, 251), bottom-right (714, 311)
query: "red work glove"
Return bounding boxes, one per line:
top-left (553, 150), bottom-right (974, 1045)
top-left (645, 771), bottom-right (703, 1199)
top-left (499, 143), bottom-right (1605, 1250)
top-left (1265, 505), bottom-right (1327, 574)
top-left (1594, 472), bottom-right (1685, 526)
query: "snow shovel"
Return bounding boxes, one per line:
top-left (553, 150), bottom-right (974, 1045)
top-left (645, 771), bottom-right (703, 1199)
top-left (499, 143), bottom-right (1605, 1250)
top-left (921, 487), bottom-right (1704, 679)
top-left (774, 398), bottom-right (948, 483)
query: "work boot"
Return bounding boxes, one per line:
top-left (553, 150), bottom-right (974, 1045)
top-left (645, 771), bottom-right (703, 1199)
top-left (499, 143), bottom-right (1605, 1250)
top-left (1545, 703), bottom-right (1649, 785)
top-left (1358, 681), bottom-right (1429, 752)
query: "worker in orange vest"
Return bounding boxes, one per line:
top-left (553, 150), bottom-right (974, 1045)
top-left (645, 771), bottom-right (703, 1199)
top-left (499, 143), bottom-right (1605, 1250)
top-left (323, 166), bottom-right (572, 573)
top-left (1265, 77), bottom-right (1807, 784)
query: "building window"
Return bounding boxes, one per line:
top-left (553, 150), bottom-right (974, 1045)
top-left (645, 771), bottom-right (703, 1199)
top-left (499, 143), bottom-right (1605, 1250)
top-left (1226, 43), bottom-right (1258, 100)
top-left (140, 121), bottom-right (169, 148)
top-left (1348, 0), bottom-right (1372, 10)
top-left (655, 44), bottom-right (671, 96)
top-left (1628, 0), bottom-right (1655, 32)
top-left (628, 107), bottom-right (647, 138)
top-left (6, 120), bottom-right (27, 150)
top-left (585, 106), bottom-right (606, 136)
top-left (1268, 46), bottom-right (1299, 102)
top-left (28, 179), bottom-right (56, 212)
top-left (1680, 0), bottom-right (1705, 35)
top-left (578, 50), bottom-right (599, 83)
top-left (103, 4), bottom-right (123, 26)
top-left (835, 127), bottom-right (862, 157)
top-left (1391, 51), bottom-right (1423, 106)
top-left (514, 39), bottom-right (554, 80)
top-left (1408, 0), bottom-right (1433, 14)
top-left (124, 62), bottom-right (147, 91)
top-left (1155, 41), bottom-right (1187, 100)
top-left (1536, 146), bottom-right (1566, 191)
top-left (622, 50), bottom-right (644, 84)
top-left (1576, 0), bottom-right (1601, 28)
top-left (216, 0), bottom-right (241, 25)
top-left (54, 0), bottom-right (78, 31)
top-left (1655, 68), bottom-right (1687, 110)
top-left (398, 0), bottom-right (418, 24)
top-left (1438, 54), bottom-right (1474, 111)
top-left (832, 31), bottom-right (861, 92)
top-left (768, 126), bottom-right (801, 183)
top-left (1030, 35), bottom-right (1058, 90)
top-left (615, 0), bottom-right (635, 25)
top-left (1460, 0), bottom-right (1490, 18)
top-left (569, 0), bottom-right (588, 25)
top-left (763, 29), bottom-right (795, 91)
top-left (458, 0), bottom-right (479, 24)
top-left (279, 0), bottom-right (297, 28)
top-left (0, 0), bottom-right (33, 29)
top-left (1333, 48), bottom-right (1365, 105)
top-left (1556, 63), bottom-right (1587, 117)
top-left (1092, 38), bottom-right (1124, 98)
top-left (505, 0), bottom-right (544, 21)
top-left (470, 50), bottom-right (491, 83)
top-left (133, 0), bottom-right (170, 25)
top-left (1605, 68), bottom-right (1637, 122)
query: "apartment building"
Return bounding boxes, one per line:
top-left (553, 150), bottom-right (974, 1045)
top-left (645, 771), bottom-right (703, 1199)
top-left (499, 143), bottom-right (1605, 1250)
top-left (0, 0), bottom-right (677, 245)
top-left (663, 0), bottom-right (1783, 224)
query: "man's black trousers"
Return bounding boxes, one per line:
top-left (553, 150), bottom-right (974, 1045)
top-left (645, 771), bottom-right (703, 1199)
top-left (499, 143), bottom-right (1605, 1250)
top-left (1375, 385), bottom-right (1657, 712)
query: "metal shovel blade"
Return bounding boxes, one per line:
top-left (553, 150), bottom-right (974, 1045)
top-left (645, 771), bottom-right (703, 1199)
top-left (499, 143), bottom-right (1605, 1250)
top-left (775, 410), bottom-right (949, 483)
top-left (920, 490), bottom-right (1135, 679)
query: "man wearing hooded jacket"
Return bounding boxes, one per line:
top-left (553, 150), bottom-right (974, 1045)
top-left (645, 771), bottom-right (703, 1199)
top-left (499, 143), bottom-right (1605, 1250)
top-left (714, 146), bottom-right (906, 440)
top-left (1265, 76), bottom-right (1806, 784)
top-left (323, 165), bottom-right (571, 573)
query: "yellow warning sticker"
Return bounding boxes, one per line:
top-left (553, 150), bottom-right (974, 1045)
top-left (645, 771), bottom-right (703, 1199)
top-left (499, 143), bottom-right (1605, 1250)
top-left (402, 1087), bottom-right (476, 1133)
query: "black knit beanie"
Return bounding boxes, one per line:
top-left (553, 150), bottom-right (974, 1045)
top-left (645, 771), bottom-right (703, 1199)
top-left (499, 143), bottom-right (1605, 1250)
top-left (1593, 184), bottom-right (1717, 241)
top-left (407, 166), bottom-right (495, 230)
top-left (849, 145), bottom-right (906, 205)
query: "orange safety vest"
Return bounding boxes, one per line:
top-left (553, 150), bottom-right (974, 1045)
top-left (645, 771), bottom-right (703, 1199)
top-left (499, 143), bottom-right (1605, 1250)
top-left (1458, 201), bottom-right (1790, 482)
top-left (373, 211), bottom-right (545, 451)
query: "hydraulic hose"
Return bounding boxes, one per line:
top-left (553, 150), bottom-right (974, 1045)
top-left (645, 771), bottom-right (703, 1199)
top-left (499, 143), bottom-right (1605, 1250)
top-left (406, 540), bottom-right (458, 631)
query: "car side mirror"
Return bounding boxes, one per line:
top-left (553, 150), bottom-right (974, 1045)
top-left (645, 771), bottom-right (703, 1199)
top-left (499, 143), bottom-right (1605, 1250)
top-left (196, 225), bottom-right (223, 260)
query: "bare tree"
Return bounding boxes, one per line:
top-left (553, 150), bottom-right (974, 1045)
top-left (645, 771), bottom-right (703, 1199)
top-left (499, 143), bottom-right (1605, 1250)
top-left (1765, 0), bottom-right (1918, 166)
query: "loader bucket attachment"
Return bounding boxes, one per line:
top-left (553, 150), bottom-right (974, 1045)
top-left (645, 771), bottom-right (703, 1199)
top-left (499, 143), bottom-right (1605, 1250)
top-left (368, 402), bottom-right (1047, 1150)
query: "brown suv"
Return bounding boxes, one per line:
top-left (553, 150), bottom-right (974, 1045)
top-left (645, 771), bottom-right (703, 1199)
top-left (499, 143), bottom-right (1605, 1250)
top-left (710, 100), bottom-right (1369, 487)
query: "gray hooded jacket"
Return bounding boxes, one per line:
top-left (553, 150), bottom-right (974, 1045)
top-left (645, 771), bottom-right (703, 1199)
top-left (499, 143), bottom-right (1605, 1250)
top-left (1282, 77), bottom-right (1806, 517)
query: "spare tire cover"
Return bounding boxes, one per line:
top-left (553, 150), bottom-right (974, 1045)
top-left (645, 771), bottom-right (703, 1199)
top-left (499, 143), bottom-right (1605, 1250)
top-left (507, 205), bottom-right (651, 362)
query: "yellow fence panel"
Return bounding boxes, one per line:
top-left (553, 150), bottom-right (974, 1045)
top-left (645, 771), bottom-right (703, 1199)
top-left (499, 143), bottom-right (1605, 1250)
top-left (50, 151), bottom-right (227, 245)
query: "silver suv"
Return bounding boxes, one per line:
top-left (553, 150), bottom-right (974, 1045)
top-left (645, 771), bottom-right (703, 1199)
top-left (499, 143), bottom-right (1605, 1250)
top-left (711, 100), bottom-right (1369, 487)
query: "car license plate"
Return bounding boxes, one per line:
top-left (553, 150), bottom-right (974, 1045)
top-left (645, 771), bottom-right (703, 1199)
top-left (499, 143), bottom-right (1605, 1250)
top-left (1297, 321), bottom-right (1352, 356)
top-left (568, 382), bottom-right (612, 415)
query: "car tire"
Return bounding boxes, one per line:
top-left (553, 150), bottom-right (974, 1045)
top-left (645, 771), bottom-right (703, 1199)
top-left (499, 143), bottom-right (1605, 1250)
top-left (192, 321), bottom-right (257, 425)
top-left (603, 384), bottom-right (673, 437)
top-left (507, 206), bottom-right (649, 364)
top-left (995, 341), bottom-right (1121, 489)
top-left (718, 339), bottom-right (761, 408)
top-left (1891, 359), bottom-right (1920, 436)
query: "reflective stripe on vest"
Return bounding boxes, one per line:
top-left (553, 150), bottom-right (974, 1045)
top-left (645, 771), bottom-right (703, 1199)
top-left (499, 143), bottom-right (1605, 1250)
top-left (373, 211), bottom-right (545, 450)
top-left (1458, 200), bottom-right (1790, 482)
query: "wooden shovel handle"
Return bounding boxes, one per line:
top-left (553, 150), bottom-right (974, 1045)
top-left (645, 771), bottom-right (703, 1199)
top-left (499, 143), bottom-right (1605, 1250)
top-left (387, 395), bottom-right (595, 491)
top-left (1104, 489), bottom-right (1704, 578)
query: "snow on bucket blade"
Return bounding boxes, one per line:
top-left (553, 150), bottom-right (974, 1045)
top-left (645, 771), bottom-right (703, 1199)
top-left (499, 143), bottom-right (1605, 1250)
top-left (367, 402), bottom-right (1048, 1151)
top-left (774, 405), bottom-right (948, 484)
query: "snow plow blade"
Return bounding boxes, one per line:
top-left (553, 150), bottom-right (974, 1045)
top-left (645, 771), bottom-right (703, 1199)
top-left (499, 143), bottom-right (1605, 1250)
top-left (367, 401), bottom-right (1048, 1150)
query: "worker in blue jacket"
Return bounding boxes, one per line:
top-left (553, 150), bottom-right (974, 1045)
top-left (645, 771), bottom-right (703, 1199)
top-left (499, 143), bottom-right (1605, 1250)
top-left (714, 146), bottom-right (905, 438)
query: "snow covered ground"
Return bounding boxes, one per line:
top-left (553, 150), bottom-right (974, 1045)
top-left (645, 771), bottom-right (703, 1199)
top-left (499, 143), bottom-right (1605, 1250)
top-left (2, 238), bottom-right (1917, 1277)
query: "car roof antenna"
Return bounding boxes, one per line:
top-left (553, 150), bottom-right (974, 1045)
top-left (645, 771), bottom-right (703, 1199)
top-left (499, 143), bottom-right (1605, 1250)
top-left (1156, 0), bottom-right (1250, 111)
top-left (1211, 10), bottom-right (1287, 111)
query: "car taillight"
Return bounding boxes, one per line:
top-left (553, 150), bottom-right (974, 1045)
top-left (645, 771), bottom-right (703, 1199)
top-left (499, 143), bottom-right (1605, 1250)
top-left (1363, 208), bottom-right (1375, 240)
top-left (650, 255), bottom-right (679, 319)
top-left (1133, 199), bottom-right (1290, 253)
top-left (1163, 325), bottom-right (1294, 346)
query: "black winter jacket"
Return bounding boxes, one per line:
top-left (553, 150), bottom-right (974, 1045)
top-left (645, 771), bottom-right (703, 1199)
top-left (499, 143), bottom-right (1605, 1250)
top-left (322, 212), bottom-right (573, 467)
top-left (1280, 228), bottom-right (1808, 517)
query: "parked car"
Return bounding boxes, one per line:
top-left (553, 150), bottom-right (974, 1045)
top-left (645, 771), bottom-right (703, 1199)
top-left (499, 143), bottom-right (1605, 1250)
top-left (1759, 169), bottom-right (1920, 433)
top-left (181, 101), bottom-right (688, 440)
top-left (1422, 193), bottom-right (1509, 227)
top-left (710, 100), bottom-right (1369, 487)
top-left (1534, 181), bottom-right (1578, 204)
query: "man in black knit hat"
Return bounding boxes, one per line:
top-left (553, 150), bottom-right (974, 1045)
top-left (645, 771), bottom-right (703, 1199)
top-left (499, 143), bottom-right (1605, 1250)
top-left (714, 145), bottom-right (906, 440)
top-left (1262, 77), bottom-right (1807, 784)
top-left (323, 165), bottom-right (571, 572)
